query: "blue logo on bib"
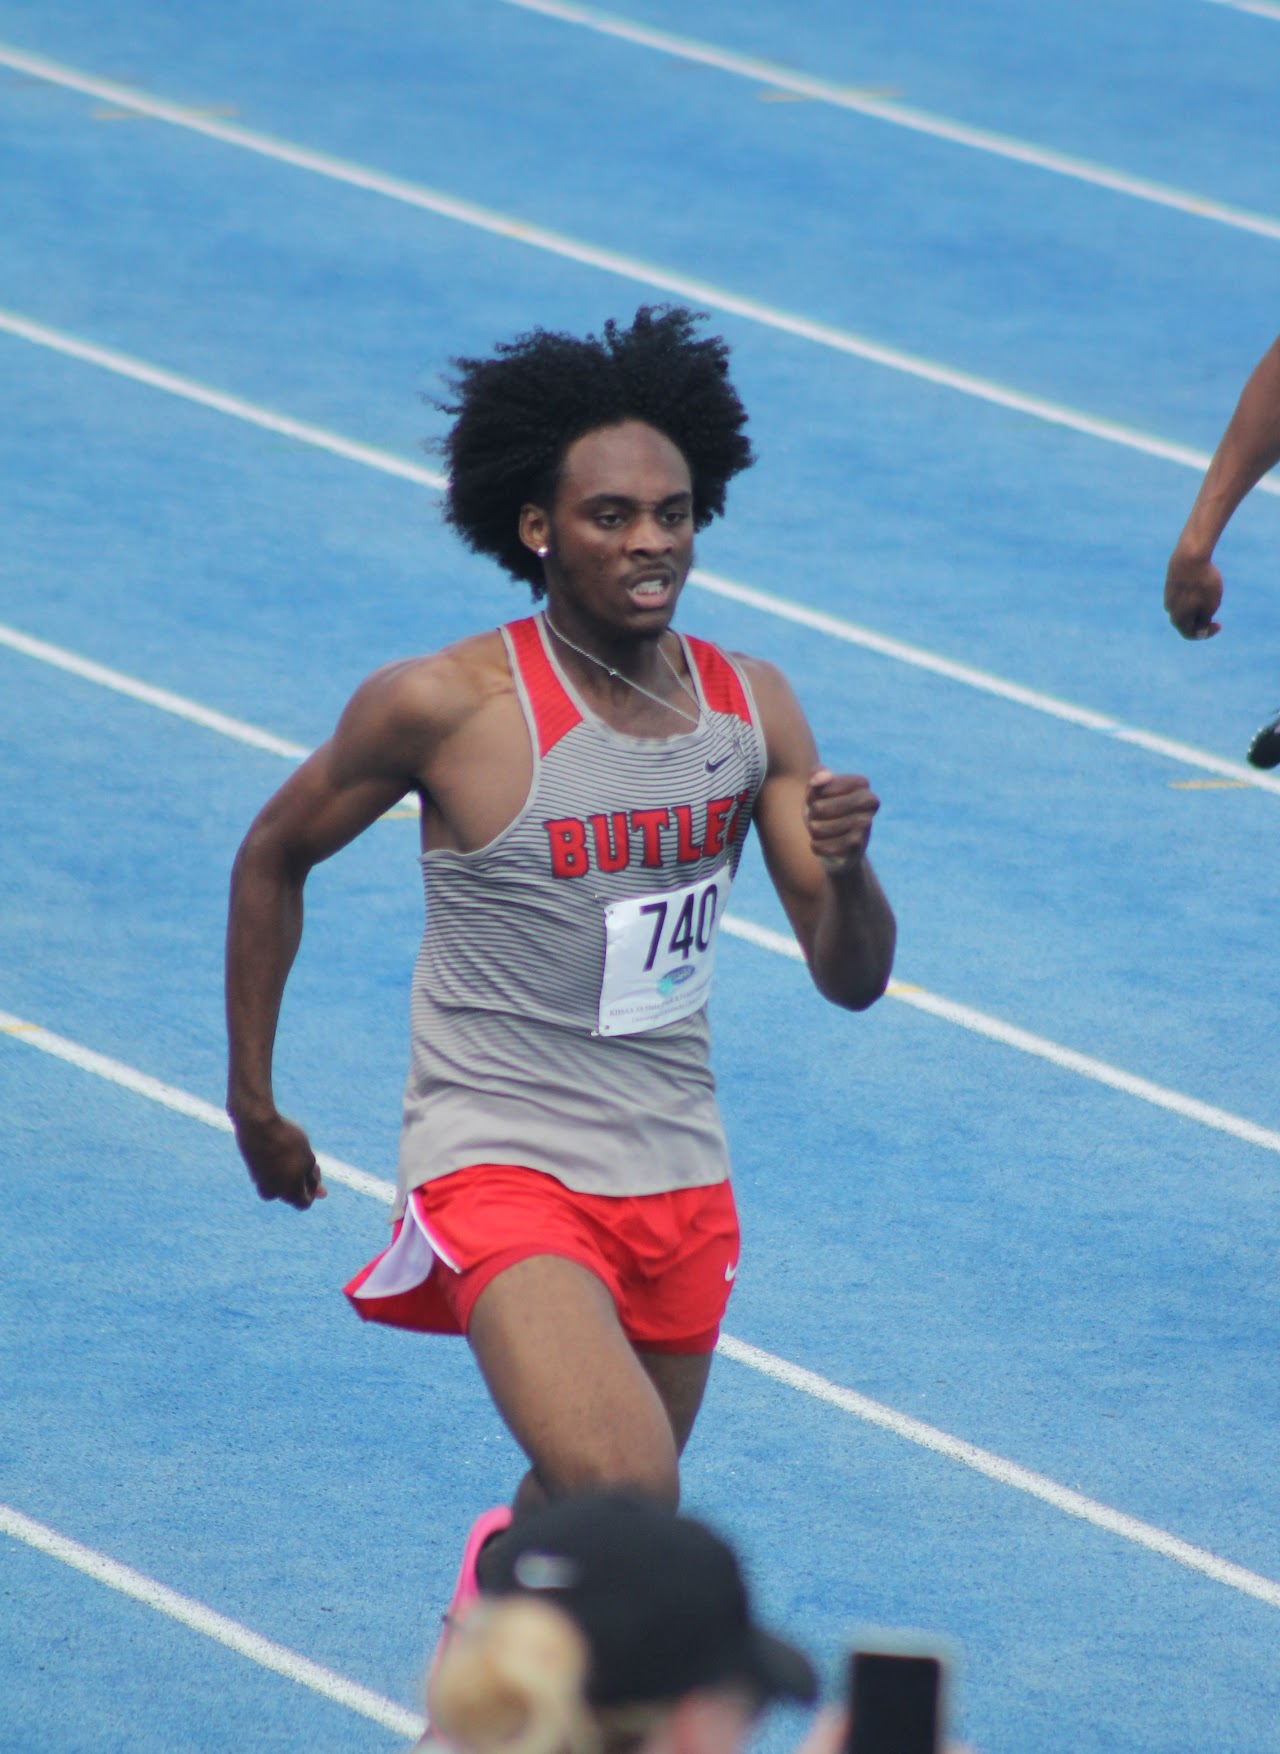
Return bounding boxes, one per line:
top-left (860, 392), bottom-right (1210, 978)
top-left (657, 965), bottom-right (697, 996)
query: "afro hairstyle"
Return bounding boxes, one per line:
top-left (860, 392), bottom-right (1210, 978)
top-left (436, 305), bottom-right (754, 596)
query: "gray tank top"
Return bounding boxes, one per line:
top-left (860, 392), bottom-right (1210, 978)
top-left (394, 613), bottom-right (767, 1213)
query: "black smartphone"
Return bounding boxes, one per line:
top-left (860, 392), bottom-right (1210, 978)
top-left (845, 1640), bottom-right (947, 1754)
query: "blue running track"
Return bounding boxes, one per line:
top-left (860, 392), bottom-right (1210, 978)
top-left (3, 2), bottom-right (1280, 1749)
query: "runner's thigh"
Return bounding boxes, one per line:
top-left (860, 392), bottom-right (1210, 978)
top-left (468, 1255), bottom-right (680, 1503)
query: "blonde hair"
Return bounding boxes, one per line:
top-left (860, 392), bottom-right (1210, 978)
top-left (428, 1598), bottom-right (671, 1754)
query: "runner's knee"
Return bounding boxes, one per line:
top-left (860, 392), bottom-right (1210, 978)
top-left (541, 1435), bottom-right (680, 1509)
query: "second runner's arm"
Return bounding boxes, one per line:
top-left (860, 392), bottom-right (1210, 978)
top-left (225, 665), bottom-right (429, 1209)
top-left (1165, 335), bottom-right (1280, 640)
top-left (744, 659), bottom-right (896, 1011)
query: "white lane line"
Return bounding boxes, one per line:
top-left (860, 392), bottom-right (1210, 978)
top-left (1109, 722), bottom-right (1280, 786)
top-left (719, 917), bottom-right (1280, 1158)
top-left (10, 890), bottom-right (1280, 1176)
top-left (712, 1337), bottom-right (1280, 1610)
top-left (496, 0), bottom-right (1280, 245)
top-left (689, 568), bottom-right (1280, 796)
top-left (4, 309), bottom-right (1280, 801)
top-left (0, 308), bottom-right (439, 489)
top-left (4, 1011), bottom-right (1279, 1610)
top-left (689, 569), bottom-right (1111, 733)
top-left (1202, 0), bottom-right (1280, 18)
top-left (0, 622), bottom-right (310, 761)
top-left (889, 981), bottom-right (1280, 1155)
top-left (0, 1012), bottom-right (393, 1204)
top-left (0, 1502), bottom-right (424, 1738)
top-left (0, 1011), bottom-right (402, 1202)
top-left (6, 567), bottom-right (1280, 807)
top-left (0, 47), bottom-right (1276, 472)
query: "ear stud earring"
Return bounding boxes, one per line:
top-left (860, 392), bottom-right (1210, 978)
top-left (536, 546), bottom-right (549, 558)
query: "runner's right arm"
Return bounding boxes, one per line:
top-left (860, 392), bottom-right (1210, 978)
top-left (225, 662), bottom-right (437, 1209)
top-left (1165, 335), bottom-right (1280, 639)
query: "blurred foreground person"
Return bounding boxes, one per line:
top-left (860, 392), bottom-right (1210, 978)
top-left (424, 1492), bottom-right (818, 1754)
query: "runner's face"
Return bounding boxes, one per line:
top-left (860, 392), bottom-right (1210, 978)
top-left (528, 421), bottom-right (695, 636)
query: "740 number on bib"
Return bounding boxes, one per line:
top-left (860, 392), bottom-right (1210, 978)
top-left (639, 882), bottom-right (720, 970)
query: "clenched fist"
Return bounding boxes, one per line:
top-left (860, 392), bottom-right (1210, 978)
top-left (804, 768), bottom-right (880, 874)
top-left (232, 1109), bottom-right (327, 1210)
top-left (1164, 547), bottom-right (1223, 640)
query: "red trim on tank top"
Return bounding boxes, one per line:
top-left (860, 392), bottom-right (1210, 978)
top-left (683, 635), bottom-right (752, 722)
top-left (506, 617), bottom-right (583, 756)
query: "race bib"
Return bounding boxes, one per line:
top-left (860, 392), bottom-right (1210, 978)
top-left (597, 871), bottom-right (728, 1037)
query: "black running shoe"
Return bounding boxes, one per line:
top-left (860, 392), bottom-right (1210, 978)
top-left (1247, 711), bottom-right (1280, 769)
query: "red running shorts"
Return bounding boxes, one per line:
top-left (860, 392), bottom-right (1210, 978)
top-left (344, 1162), bottom-right (740, 1355)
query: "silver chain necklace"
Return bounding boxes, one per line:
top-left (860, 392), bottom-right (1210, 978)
top-left (542, 611), bottom-right (701, 728)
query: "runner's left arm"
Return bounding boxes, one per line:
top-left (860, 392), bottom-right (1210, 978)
top-left (743, 659), bottom-right (896, 1011)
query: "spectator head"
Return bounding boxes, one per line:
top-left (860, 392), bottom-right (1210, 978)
top-left (428, 1492), bottom-right (816, 1754)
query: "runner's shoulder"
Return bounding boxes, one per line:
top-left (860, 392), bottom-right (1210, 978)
top-left (725, 651), bottom-right (800, 714)
top-left (721, 651), bottom-right (813, 770)
top-left (343, 629), bottom-right (513, 744)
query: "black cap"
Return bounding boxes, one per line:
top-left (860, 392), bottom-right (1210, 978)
top-left (481, 1493), bottom-right (817, 1710)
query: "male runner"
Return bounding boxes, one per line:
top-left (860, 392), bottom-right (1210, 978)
top-left (1164, 333), bottom-right (1280, 764)
top-left (225, 306), bottom-right (895, 1612)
